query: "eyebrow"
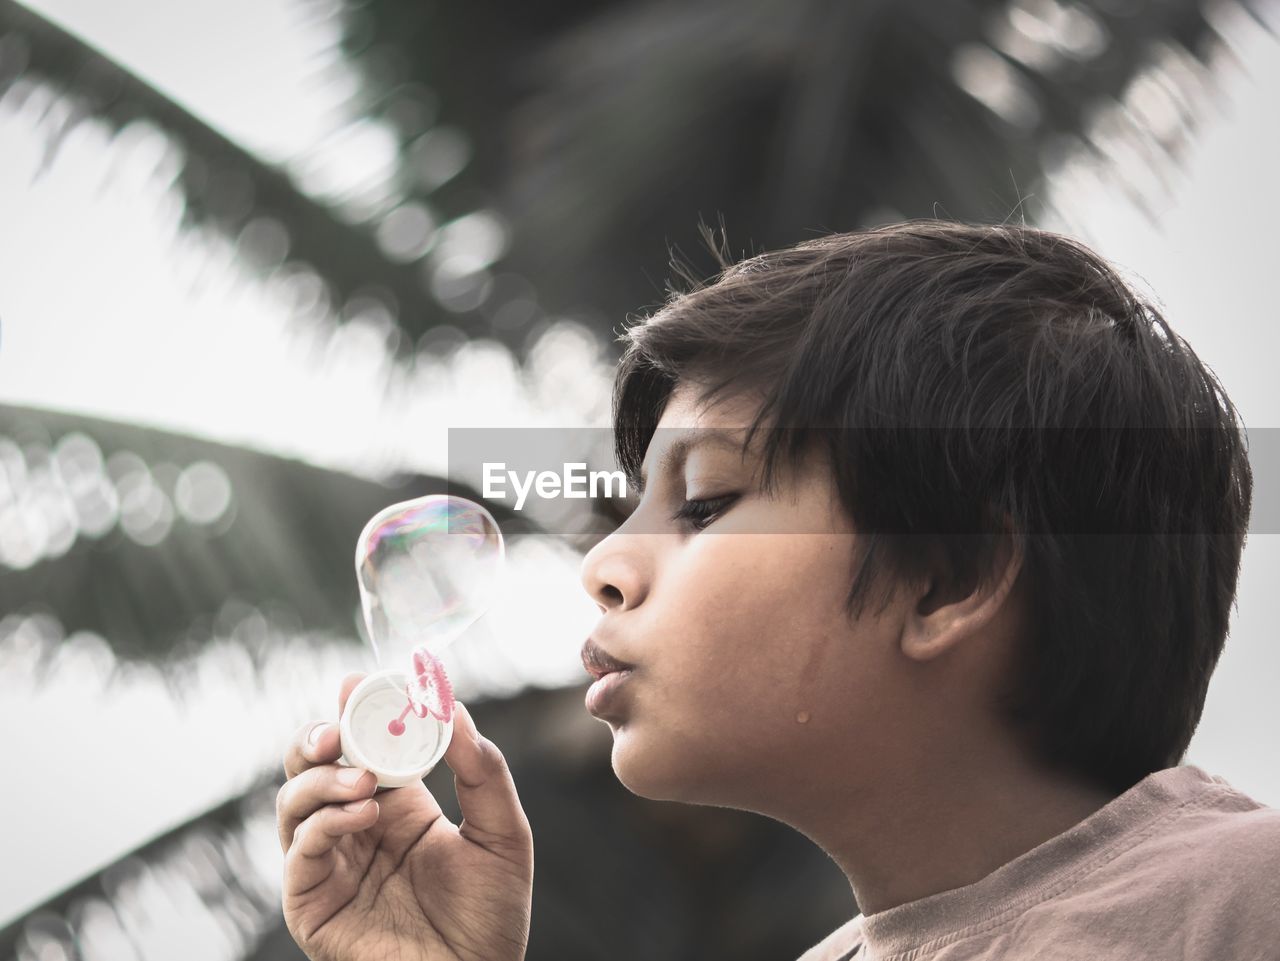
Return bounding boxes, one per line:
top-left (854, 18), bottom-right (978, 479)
top-left (635, 428), bottom-right (752, 495)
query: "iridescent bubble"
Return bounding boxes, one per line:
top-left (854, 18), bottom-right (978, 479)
top-left (354, 494), bottom-right (504, 727)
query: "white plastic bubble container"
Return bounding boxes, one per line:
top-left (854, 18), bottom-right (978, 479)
top-left (339, 670), bottom-right (454, 788)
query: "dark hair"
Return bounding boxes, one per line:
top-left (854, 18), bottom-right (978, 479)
top-left (612, 219), bottom-right (1253, 796)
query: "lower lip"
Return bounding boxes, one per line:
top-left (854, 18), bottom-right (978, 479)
top-left (585, 670), bottom-right (633, 715)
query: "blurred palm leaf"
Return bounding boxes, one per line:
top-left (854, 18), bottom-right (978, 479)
top-left (353, 0), bottom-right (1272, 322)
top-left (0, 0), bottom-right (499, 350)
top-left (0, 402), bottom-right (534, 661)
top-left (6, 0), bottom-right (1272, 354)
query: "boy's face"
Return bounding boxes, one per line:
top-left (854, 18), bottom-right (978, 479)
top-left (580, 382), bottom-right (920, 817)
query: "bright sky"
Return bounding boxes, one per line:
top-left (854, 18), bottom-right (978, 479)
top-left (1, 0), bottom-right (1277, 933)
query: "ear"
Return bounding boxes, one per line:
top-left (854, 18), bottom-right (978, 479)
top-left (899, 532), bottom-right (1025, 663)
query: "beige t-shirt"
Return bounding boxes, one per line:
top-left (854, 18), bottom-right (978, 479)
top-left (797, 764), bottom-right (1280, 961)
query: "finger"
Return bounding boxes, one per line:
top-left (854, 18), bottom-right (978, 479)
top-left (284, 799), bottom-right (380, 893)
top-left (445, 702), bottom-right (532, 854)
top-left (277, 765), bottom-right (378, 853)
top-left (281, 673), bottom-right (367, 780)
top-left (283, 719), bottom-right (343, 780)
top-left (337, 672), bottom-right (364, 716)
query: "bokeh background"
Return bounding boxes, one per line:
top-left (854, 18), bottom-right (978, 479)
top-left (1, 1), bottom-right (1277, 959)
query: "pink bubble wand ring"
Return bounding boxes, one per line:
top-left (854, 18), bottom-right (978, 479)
top-left (388, 648), bottom-right (456, 735)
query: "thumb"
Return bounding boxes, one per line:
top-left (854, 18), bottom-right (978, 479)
top-left (445, 702), bottom-right (532, 852)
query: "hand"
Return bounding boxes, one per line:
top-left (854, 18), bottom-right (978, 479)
top-left (277, 673), bottom-right (534, 961)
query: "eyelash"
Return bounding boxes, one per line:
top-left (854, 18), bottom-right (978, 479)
top-left (671, 494), bottom-right (738, 531)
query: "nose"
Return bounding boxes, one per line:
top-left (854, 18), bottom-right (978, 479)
top-left (580, 530), bottom-right (649, 613)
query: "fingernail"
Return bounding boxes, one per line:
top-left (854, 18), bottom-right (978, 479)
top-left (343, 798), bottom-right (372, 814)
top-left (337, 767), bottom-right (367, 787)
top-left (307, 722), bottom-right (330, 747)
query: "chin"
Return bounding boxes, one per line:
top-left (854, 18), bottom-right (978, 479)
top-left (607, 726), bottom-right (731, 805)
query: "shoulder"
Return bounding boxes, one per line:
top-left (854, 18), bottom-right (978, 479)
top-left (1089, 777), bottom-right (1280, 942)
top-left (1151, 785), bottom-right (1280, 951)
top-left (1163, 778), bottom-right (1280, 878)
top-left (1166, 789), bottom-right (1280, 919)
top-left (794, 915), bottom-right (864, 961)
top-left (1105, 773), bottom-right (1280, 884)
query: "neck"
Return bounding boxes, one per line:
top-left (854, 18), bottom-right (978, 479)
top-left (787, 734), bottom-right (1118, 917)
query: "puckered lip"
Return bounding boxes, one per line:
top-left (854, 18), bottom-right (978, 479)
top-left (580, 637), bottom-right (636, 681)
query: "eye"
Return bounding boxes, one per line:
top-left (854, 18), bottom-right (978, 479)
top-left (671, 494), bottom-right (739, 531)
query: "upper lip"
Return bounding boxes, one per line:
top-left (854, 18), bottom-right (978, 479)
top-left (581, 637), bottom-right (636, 681)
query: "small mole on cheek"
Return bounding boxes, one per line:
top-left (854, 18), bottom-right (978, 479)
top-left (795, 711), bottom-right (811, 724)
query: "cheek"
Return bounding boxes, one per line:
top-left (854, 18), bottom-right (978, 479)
top-left (612, 536), bottom-right (870, 804)
top-left (655, 534), bottom-right (853, 707)
top-left (672, 532), bottom-right (795, 629)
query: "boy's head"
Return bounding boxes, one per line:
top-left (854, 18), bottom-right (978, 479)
top-left (579, 220), bottom-right (1252, 811)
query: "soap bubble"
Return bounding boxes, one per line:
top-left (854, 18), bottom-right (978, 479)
top-left (355, 494), bottom-right (504, 725)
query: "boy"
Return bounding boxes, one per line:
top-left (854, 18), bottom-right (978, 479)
top-left (275, 221), bottom-right (1277, 960)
